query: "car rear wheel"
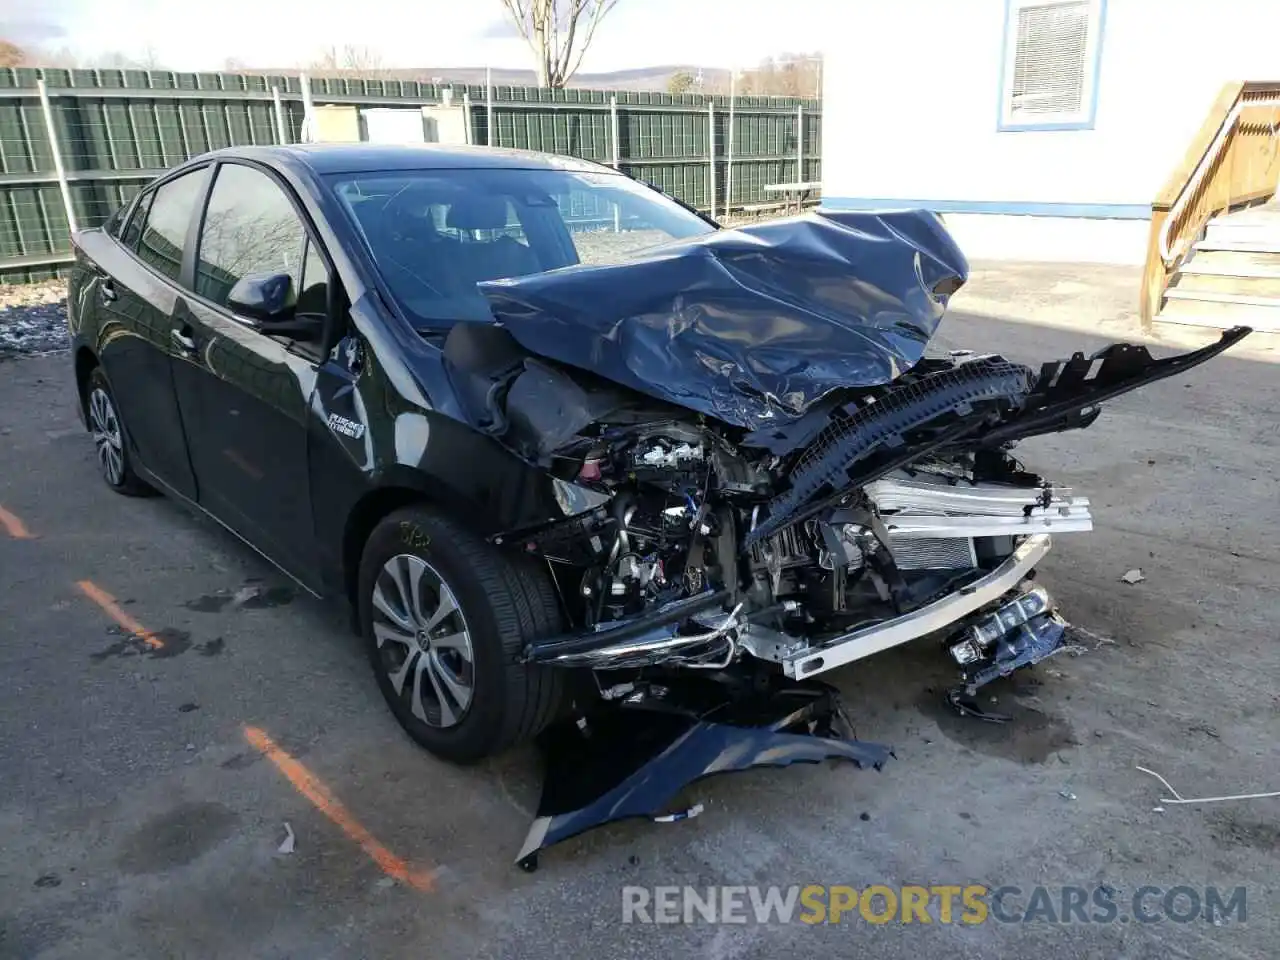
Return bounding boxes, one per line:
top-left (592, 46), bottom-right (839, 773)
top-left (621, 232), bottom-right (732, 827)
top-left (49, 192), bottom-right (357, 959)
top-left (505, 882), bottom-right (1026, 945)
top-left (86, 368), bottom-right (153, 496)
top-left (358, 506), bottom-right (567, 764)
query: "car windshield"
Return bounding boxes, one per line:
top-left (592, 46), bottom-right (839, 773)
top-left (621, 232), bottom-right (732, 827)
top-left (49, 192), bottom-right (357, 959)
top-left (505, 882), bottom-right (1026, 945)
top-left (329, 166), bottom-right (716, 327)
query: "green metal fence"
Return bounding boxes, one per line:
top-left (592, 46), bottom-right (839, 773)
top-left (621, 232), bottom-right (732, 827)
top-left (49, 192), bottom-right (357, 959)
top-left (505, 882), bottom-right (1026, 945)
top-left (0, 68), bottom-right (821, 282)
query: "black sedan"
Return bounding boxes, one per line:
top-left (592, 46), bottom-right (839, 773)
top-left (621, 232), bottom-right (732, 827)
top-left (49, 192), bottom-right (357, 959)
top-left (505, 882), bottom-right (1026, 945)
top-left (69, 140), bottom-right (1248, 803)
top-left (70, 142), bottom-right (1249, 866)
top-left (68, 144), bottom-right (717, 763)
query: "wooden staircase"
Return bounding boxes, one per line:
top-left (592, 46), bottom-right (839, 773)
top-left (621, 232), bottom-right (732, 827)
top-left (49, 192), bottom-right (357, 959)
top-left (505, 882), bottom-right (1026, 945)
top-left (1157, 203), bottom-right (1280, 331)
top-left (1141, 82), bottom-right (1280, 331)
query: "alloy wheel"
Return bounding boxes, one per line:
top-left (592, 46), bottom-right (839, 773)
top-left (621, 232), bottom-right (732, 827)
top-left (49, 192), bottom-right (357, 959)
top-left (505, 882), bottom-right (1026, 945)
top-left (371, 554), bottom-right (476, 728)
top-left (89, 387), bottom-right (125, 486)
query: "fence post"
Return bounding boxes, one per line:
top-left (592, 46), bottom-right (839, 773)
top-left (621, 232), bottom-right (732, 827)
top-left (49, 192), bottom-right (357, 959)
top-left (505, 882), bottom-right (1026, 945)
top-left (609, 95), bottom-right (620, 168)
top-left (462, 91), bottom-right (472, 144)
top-left (300, 73), bottom-right (317, 143)
top-left (610, 95), bottom-right (622, 231)
top-left (796, 103), bottom-right (804, 185)
top-left (271, 85), bottom-right (289, 144)
top-left (726, 72), bottom-right (735, 216)
top-left (486, 66), bottom-right (495, 147)
top-left (37, 78), bottom-right (78, 234)
top-left (708, 100), bottom-right (716, 220)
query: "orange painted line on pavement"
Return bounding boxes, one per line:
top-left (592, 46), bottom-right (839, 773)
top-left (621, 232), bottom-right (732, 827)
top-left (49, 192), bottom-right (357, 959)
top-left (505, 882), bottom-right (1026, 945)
top-left (0, 505), bottom-right (35, 540)
top-left (243, 725), bottom-right (436, 892)
top-left (75, 580), bottom-right (164, 649)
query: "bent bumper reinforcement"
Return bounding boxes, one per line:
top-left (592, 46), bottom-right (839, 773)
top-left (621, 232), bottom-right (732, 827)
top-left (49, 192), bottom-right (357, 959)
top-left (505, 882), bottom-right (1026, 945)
top-left (524, 589), bottom-right (732, 665)
top-left (778, 534), bottom-right (1053, 679)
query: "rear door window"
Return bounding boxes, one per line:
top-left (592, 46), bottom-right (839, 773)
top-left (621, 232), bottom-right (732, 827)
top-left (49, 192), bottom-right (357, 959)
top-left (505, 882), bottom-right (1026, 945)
top-left (195, 163), bottom-right (307, 309)
top-left (136, 168), bottom-right (209, 281)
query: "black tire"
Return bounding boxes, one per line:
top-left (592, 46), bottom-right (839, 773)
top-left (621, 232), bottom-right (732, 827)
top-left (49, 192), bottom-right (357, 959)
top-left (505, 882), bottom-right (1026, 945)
top-left (358, 505), bottom-right (567, 764)
top-left (86, 368), bottom-right (154, 496)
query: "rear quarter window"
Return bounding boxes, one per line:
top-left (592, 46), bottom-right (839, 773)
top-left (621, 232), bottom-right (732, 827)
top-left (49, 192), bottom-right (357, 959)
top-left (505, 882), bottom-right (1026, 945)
top-left (119, 192), bottom-right (154, 250)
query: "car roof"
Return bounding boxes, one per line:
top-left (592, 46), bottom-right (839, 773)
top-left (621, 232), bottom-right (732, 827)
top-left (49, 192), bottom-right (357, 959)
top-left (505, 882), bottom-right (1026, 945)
top-left (202, 143), bottom-right (613, 175)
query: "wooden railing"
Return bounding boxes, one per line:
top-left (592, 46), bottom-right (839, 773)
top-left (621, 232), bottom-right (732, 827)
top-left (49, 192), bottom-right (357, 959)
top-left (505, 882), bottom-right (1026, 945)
top-left (1140, 81), bottom-right (1280, 326)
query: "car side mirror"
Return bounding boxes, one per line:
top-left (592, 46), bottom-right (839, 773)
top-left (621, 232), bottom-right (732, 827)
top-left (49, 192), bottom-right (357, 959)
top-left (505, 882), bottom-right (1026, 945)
top-left (227, 272), bottom-right (295, 324)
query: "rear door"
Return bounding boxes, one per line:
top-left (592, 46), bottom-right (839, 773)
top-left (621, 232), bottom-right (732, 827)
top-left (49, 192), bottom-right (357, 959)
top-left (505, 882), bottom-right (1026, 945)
top-left (169, 160), bottom-right (328, 583)
top-left (92, 167), bottom-right (211, 499)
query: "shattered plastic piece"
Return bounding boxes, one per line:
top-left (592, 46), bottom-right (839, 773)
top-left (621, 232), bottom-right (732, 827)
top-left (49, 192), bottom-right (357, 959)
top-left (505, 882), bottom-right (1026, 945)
top-left (514, 677), bottom-right (890, 870)
top-left (653, 803), bottom-right (704, 824)
top-left (278, 821), bottom-right (295, 854)
top-left (1120, 569), bottom-right (1145, 584)
top-left (964, 328), bottom-right (1250, 448)
top-left (961, 614), bottom-right (1069, 691)
top-left (744, 358), bottom-right (1034, 542)
top-left (232, 585), bottom-right (262, 607)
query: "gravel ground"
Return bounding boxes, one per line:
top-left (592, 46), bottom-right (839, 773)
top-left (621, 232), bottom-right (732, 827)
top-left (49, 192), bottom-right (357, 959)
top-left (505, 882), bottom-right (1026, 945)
top-left (0, 280), bottom-right (70, 360)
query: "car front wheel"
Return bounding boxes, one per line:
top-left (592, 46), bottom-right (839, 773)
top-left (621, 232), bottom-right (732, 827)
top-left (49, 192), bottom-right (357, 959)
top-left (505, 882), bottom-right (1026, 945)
top-left (358, 506), bottom-right (567, 764)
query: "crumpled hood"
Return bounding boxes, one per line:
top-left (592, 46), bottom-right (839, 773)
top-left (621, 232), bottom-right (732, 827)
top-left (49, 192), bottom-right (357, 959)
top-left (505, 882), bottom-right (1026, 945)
top-left (477, 209), bottom-right (968, 429)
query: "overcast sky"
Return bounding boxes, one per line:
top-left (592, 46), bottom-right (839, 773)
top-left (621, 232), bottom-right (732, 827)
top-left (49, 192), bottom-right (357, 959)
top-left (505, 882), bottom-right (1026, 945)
top-left (4, 0), bottom-right (835, 71)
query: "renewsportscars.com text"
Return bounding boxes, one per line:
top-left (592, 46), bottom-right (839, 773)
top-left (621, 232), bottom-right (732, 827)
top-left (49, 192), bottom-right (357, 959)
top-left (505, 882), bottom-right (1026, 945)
top-left (621, 884), bottom-right (1247, 926)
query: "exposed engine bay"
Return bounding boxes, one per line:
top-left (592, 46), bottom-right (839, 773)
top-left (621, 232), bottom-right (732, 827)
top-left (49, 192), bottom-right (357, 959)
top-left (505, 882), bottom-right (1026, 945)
top-left (454, 322), bottom-right (1244, 695)
top-left (519, 400), bottom-right (1077, 688)
top-left (436, 209), bottom-right (1250, 868)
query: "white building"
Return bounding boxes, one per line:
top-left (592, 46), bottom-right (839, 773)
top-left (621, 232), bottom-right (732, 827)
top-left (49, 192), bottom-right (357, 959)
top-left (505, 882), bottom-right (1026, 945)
top-left (821, 0), bottom-right (1280, 264)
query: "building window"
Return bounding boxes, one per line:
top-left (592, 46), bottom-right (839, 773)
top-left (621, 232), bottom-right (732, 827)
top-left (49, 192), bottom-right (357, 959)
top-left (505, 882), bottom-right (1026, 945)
top-left (999, 0), bottom-right (1105, 131)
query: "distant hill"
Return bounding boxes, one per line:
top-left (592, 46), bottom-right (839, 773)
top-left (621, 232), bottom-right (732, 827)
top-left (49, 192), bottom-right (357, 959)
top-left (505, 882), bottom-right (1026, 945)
top-left (429, 65), bottom-right (734, 92)
top-left (259, 64), bottom-right (733, 92)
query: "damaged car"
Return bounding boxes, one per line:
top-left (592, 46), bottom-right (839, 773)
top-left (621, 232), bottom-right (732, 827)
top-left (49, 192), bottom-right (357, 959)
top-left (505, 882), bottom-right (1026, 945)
top-left (67, 144), bottom-right (1250, 869)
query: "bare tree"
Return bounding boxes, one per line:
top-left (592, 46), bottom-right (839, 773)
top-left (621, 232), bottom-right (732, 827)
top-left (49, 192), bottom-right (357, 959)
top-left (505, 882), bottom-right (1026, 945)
top-left (499, 0), bottom-right (622, 88)
top-left (26, 46), bottom-right (82, 68)
top-left (0, 39), bottom-right (27, 68)
top-left (137, 44), bottom-right (163, 70)
top-left (737, 53), bottom-right (822, 98)
top-left (309, 44), bottom-right (387, 79)
top-left (23, 46), bottom-right (173, 71)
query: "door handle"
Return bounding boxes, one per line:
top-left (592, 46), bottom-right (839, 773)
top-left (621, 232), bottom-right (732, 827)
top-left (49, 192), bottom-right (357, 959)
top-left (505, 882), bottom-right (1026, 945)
top-left (170, 327), bottom-right (198, 354)
top-left (99, 278), bottom-right (117, 303)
